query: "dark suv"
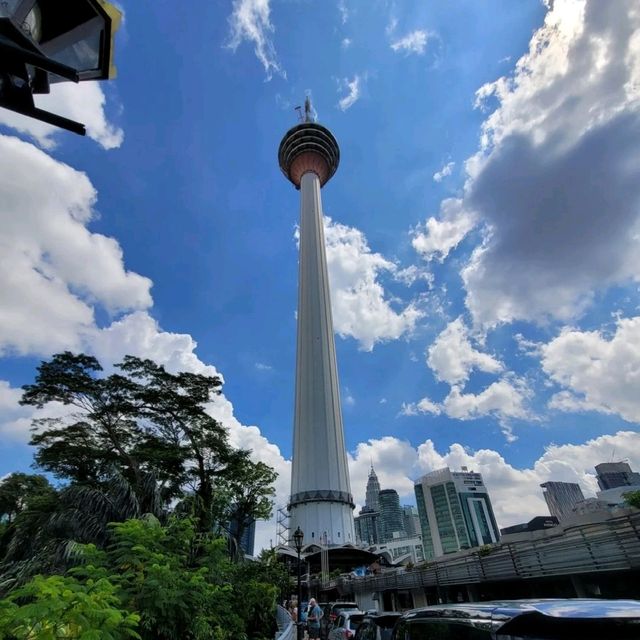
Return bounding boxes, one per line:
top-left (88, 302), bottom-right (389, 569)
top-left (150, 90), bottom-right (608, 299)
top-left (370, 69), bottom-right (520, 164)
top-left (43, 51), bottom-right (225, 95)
top-left (355, 612), bottom-right (403, 640)
top-left (392, 600), bottom-right (640, 640)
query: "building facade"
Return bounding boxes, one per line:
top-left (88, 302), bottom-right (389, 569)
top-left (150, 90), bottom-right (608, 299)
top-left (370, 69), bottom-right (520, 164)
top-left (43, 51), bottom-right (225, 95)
top-left (365, 465), bottom-right (381, 511)
top-left (595, 462), bottom-right (640, 491)
top-left (379, 489), bottom-right (406, 542)
top-left (402, 505), bottom-right (420, 537)
top-left (415, 468), bottom-right (500, 560)
top-left (540, 481), bottom-right (585, 521)
top-left (355, 506), bottom-right (380, 545)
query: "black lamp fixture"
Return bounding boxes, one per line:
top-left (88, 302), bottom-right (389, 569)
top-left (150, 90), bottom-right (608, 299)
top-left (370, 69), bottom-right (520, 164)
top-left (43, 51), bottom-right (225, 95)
top-left (0, 0), bottom-right (121, 135)
top-left (293, 526), bottom-right (304, 640)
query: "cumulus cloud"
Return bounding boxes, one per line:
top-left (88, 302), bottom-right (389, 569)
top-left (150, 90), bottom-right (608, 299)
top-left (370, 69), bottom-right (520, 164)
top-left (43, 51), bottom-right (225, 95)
top-left (433, 161), bottom-right (455, 183)
top-left (0, 135), bottom-right (152, 356)
top-left (0, 83), bottom-right (123, 150)
top-left (390, 29), bottom-right (432, 56)
top-left (542, 316), bottom-right (640, 423)
top-left (400, 397), bottom-right (441, 417)
top-left (349, 431), bottom-right (640, 528)
top-left (226, 0), bottom-right (285, 79)
top-left (427, 317), bottom-right (503, 385)
top-left (412, 198), bottom-right (476, 263)
top-left (337, 75), bottom-right (362, 111)
top-left (323, 217), bottom-right (423, 351)
top-left (458, 0), bottom-right (640, 326)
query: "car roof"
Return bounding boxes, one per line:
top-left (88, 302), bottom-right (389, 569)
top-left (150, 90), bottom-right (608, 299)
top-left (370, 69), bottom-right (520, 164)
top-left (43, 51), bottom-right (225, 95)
top-left (403, 599), bottom-right (640, 623)
top-left (362, 612), bottom-right (403, 626)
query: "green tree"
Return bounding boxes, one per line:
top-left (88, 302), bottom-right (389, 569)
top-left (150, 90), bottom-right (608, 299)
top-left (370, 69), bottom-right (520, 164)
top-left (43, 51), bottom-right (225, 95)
top-left (624, 490), bottom-right (640, 509)
top-left (21, 353), bottom-right (275, 536)
top-left (72, 517), bottom-right (243, 640)
top-left (0, 473), bottom-right (54, 525)
top-left (0, 573), bottom-right (140, 639)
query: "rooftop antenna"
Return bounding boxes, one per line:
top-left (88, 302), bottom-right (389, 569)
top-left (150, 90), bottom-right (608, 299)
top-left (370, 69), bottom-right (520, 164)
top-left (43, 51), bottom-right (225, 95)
top-left (294, 105), bottom-right (304, 122)
top-left (304, 95), bottom-right (312, 122)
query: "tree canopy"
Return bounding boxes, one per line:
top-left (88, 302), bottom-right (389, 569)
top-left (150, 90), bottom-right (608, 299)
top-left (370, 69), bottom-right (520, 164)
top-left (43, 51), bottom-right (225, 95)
top-left (0, 352), bottom-right (283, 639)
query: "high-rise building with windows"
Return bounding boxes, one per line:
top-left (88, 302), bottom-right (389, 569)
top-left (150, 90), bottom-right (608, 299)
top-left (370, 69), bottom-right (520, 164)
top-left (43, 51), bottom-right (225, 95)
top-left (365, 465), bottom-right (381, 511)
top-left (415, 468), bottom-right (500, 560)
top-left (402, 505), bottom-right (420, 537)
top-left (378, 489), bottom-right (406, 542)
top-left (540, 481), bottom-right (585, 521)
top-left (595, 462), bottom-right (640, 491)
top-left (355, 507), bottom-right (380, 545)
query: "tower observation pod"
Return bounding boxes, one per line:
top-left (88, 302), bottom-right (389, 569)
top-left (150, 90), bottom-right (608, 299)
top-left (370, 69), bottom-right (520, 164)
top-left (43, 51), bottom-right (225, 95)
top-left (279, 98), bottom-right (355, 547)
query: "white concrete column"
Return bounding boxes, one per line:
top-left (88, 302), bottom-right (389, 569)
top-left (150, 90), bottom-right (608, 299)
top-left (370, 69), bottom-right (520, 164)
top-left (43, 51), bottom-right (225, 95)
top-left (289, 171), bottom-right (355, 544)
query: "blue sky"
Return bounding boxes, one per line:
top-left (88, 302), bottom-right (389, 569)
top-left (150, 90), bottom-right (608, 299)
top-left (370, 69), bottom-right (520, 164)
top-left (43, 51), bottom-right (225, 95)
top-left (1, 0), bottom-right (640, 549)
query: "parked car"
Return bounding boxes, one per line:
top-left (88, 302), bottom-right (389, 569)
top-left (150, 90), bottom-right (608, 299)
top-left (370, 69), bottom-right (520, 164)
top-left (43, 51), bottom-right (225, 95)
top-left (328, 602), bottom-right (360, 624)
top-left (328, 610), bottom-right (366, 640)
top-left (355, 612), bottom-right (403, 640)
top-left (391, 599), bottom-right (640, 640)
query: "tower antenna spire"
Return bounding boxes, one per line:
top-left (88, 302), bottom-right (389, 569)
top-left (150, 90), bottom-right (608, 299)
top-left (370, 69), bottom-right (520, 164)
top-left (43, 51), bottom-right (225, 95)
top-left (304, 95), bottom-right (312, 122)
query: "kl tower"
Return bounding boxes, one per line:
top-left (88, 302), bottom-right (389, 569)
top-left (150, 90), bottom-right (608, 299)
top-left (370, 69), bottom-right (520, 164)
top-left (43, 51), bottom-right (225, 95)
top-left (279, 97), bottom-right (355, 546)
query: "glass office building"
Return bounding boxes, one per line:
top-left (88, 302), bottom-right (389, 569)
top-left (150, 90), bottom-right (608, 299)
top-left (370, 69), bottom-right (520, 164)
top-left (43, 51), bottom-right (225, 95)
top-left (414, 467), bottom-right (500, 560)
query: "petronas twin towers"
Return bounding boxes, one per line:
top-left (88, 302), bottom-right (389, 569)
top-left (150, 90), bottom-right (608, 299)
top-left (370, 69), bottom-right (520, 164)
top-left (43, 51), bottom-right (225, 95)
top-left (278, 99), bottom-right (355, 546)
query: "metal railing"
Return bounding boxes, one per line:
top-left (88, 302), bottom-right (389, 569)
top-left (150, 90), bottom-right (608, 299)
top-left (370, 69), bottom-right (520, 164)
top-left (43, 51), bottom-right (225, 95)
top-left (343, 512), bottom-right (640, 593)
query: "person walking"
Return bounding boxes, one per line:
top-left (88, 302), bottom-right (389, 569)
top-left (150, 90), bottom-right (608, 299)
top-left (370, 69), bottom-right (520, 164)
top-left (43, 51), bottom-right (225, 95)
top-left (307, 598), bottom-right (323, 640)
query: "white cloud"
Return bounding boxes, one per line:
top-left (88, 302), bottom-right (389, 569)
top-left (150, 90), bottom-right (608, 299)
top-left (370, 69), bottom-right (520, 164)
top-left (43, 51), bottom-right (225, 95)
top-left (433, 161), bottom-right (455, 182)
top-left (401, 379), bottom-right (530, 439)
top-left (0, 83), bottom-right (123, 150)
top-left (338, 0), bottom-right (349, 24)
top-left (442, 379), bottom-right (531, 436)
top-left (427, 317), bottom-right (503, 385)
top-left (341, 37), bottom-right (352, 49)
top-left (390, 30), bottom-right (431, 56)
top-left (226, 0), bottom-right (285, 79)
top-left (255, 362), bottom-right (273, 371)
top-left (412, 198), bottom-right (476, 262)
top-left (400, 397), bottom-right (441, 417)
top-left (337, 75), bottom-right (362, 111)
top-left (542, 316), bottom-right (640, 423)
top-left (458, 0), bottom-right (640, 326)
top-left (349, 431), bottom-right (640, 529)
top-left (0, 135), bottom-right (152, 356)
top-left (323, 217), bottom-right (423, 351)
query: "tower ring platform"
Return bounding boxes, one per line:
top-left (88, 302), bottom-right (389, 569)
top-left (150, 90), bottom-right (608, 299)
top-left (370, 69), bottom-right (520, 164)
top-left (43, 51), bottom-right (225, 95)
top-left (278, 122), bottom-right (340, 189)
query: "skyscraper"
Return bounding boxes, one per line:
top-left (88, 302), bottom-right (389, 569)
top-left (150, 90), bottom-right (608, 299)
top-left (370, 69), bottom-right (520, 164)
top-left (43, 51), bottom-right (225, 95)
top-left (378, 489), bottom-right (406, 542)
top-left (279, 99), bottom-right (355, 546)
top-left (354, 508), bottom-right (380, 545)
top-left (415, 468), bottom-right (500, 559)
top-left (595, 462), bottom-right (640, 491)
top-left (365, 465), bottom-right (381, 511)
top-left (402, 505), bottom-right (420, 537)
top-left (540, 481), bottom-right (585, 521)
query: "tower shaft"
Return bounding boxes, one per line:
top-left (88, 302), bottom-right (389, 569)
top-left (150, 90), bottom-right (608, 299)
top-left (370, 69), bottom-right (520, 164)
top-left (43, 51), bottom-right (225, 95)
top-left (289, 171), bottom-right (355, 545)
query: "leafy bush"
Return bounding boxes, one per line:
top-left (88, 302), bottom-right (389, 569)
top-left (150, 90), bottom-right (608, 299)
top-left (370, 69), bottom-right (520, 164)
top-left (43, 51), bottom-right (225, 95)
top-left (0, 574), bottom-right (139, 639)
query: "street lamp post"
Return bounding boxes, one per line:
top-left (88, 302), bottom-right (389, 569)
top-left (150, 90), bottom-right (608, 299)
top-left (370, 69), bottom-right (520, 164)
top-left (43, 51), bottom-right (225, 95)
top-left (293, 526), bottom-right (304, 640)
top-left (0, 0), bottom-right (121, 134)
